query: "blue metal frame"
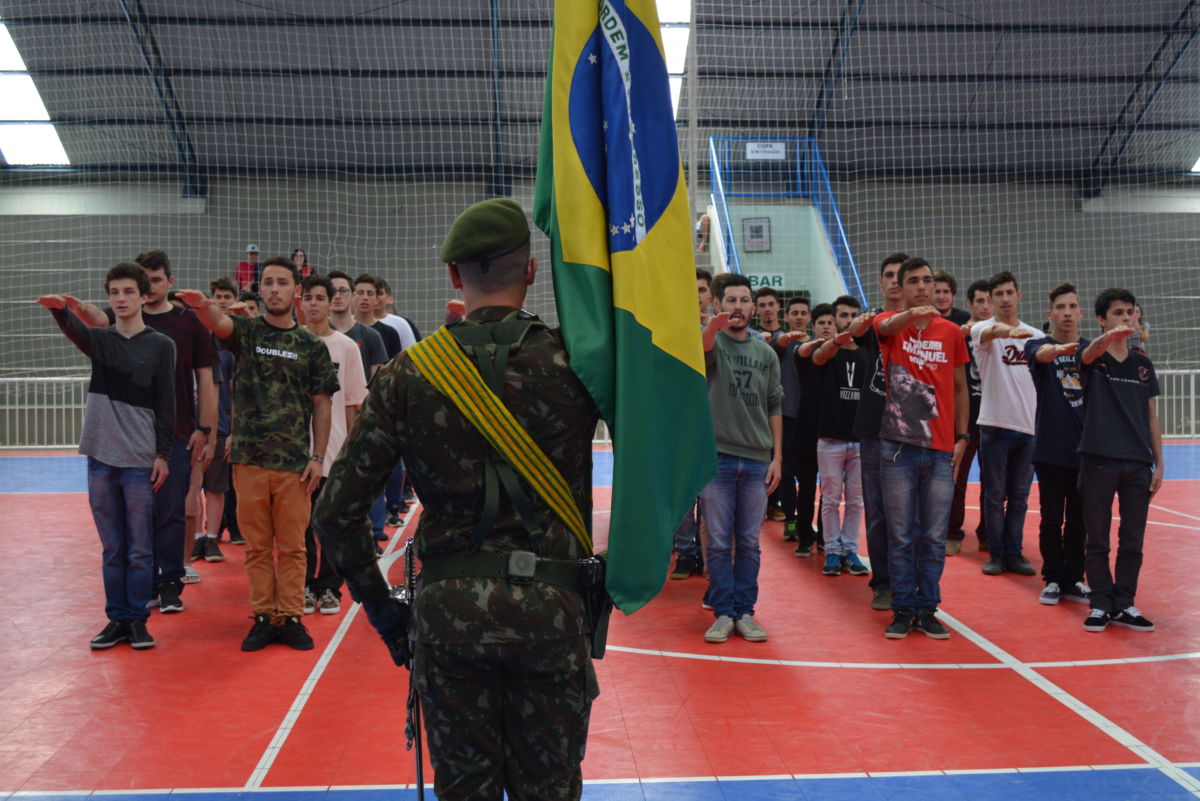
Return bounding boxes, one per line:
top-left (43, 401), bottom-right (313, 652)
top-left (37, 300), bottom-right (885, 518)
top-left (708, 136), bottom-right (866, 306)
top-left (808, 0), bottom-right (866, 136)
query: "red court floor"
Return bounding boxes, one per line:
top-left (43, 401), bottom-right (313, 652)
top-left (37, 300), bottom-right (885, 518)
top-left (1, 452), bottom-right (1198, 800)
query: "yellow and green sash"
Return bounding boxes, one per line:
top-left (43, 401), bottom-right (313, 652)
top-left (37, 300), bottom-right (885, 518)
top-left (406, 325), bottom-right (593, 554)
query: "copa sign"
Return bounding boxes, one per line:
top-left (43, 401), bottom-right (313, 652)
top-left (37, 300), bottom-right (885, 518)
top-left (747, 273), bottom-right (784, 289)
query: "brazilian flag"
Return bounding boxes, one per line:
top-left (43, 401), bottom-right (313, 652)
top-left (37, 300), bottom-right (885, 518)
top-left (533, 0), bottom-right (716, 613)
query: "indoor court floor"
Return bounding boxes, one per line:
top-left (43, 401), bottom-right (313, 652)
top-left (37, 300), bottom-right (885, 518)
top-left (1, 446), bottom-right (1198, 800)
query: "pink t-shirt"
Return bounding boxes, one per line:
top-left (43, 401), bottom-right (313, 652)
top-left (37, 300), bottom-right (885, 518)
top-left (313, 329), bottom-right (369, 476)
top-left (874, 312), bottom-right (969, 452)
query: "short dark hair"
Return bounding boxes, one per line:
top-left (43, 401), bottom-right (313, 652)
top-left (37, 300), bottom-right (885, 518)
top-left (354, 273), bottom-right (379, 291)
top-left (326, 269), bottom-right (351, 285)
top-left (260, 256), bottom-right (299, 284)
top-left (897, 257), bottom-right (931, 285)
top-left (696, 268), bottom-right (712, 286)
top-left (787, 296), bottom-right (811, 311)
top-left (811, 303), bottom-right (835, 321)
top-left (1048, 282), bottom-right (1077, 306)
top-left (377, 278), bottom-right (392, 296)
top-left (238, 290), bottom-right (261, 305)
top-left (290, 248), bottom-right (306, 264)
top-left (833, 294), bottom-right (861, 311)
top-left (880, 252), bottom-right (909, 275)
top-left (754, 287), bottom-right (779, 302)
top-left (209, 276), bottom-right (238, 296)
top-left (989, 271), bottom-right (1019, 293)
top-left (105, 262), bottom-right (149, 295)
top-left (455, 243), bottom-right (532, 295)
top-left (932, 270), bottom-right (957, 296)
top-left (301, 274), bottom-right (334, 300)
top-left (716, 273), bottom-right (750, 301)
top-left (966, 279), bottom-right (990, 304)
top-left (135, 250), bottom-right (171, 278)
top-left (1095, 287), bottom-right (1136, 318)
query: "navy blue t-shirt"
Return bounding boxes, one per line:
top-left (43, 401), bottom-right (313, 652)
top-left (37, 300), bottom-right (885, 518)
top-left (1024, 336), bottom-right (1089, 469)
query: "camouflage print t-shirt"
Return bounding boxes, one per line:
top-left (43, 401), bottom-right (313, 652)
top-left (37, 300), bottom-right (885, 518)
top-left (314, 306), bottom-right (600, 644)
top-left (223, 316), bottom-right (340, 473)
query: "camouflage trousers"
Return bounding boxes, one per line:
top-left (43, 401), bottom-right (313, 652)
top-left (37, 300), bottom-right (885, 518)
top-left (412, 635), bottom-right (598, 801)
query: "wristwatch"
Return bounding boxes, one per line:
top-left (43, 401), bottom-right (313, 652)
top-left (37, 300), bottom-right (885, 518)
top-left (310, 454), bottom-right (324, 463)
top-left (196, 425), bottom-right (212, 436)
top-left (955, 433), bottom-right (969, 442)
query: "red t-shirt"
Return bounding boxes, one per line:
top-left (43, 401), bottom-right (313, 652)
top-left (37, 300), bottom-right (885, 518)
top-left (873, 312), bottom-right (969, 452)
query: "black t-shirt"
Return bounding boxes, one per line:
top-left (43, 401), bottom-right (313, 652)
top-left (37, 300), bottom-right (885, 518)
top-left (815, 347), bottom-right (868, 441)
top-left (852, 326), bottom-right (887, 440)
top-left (793, 345), bottom-right (820, 432)
top-left (1025, 336), bottom-right (1089, 469)
top-left (944, 307), bottom-right (971, 325)
top-left (1078, 350), bottom-right (1159, 464)
top-left (371, 320), bottom-right (403, 360)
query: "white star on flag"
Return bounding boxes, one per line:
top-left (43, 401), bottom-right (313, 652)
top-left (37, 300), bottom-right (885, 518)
top-left (610, 224), bottom-right (619, 235)
top-left (588, 53), bottom-right (598, 65)
top-left (621, 222), bottom-right (632, 234)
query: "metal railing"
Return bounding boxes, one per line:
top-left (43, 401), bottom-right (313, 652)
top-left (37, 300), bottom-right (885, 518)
top-left (0, 377), bottom-right (617, 449)
top-left (3, 373), bottom-right (1196, 449)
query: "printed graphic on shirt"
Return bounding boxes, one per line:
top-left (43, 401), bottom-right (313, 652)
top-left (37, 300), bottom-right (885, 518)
top-left (882, 362), bottom-right (936, 447)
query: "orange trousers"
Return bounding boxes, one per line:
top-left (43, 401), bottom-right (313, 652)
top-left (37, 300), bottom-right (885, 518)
top-left (232, 464), bottom-right (311, 624)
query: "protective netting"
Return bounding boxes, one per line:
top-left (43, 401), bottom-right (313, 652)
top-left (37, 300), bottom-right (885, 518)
top-left (2, 0), bottom-right (1199, 389)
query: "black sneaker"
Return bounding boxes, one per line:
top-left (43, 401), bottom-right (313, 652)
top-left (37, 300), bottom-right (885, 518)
top-left (783, 521), bottom-right (799, 542)
top-left (128, 620), bottom-right (155, 649)
top-left (885, 609), bottom-right (915, 639)
top-left (203, 537), bottom-right (225, 563)
top-left (981, 556), bottom-right (1005, 575)
top-left (1004, 554), bottom-right (1036, 576)
top-left (229, 530), bottom-right (246, 545)
top-left (158, 582), bottom-right (184, 613)
top-left (669, 556), bottom-right (699, 580)
top-left (1111, 607), bottom-right (1155, 632)
top-left (914, 608), bottom-right (951, 639)
top-left (386, 511), bottom-right (403, 528)
top-left (90, 621), bottom-right (129, 649)
top-left (277, 616), bottom-right (315, 650)
top-left (1083, 609), bottom-right (1111, 633)
top-left (190, 537), bottom-right (206, 562)
top-left (242, 615), bottom-right (279, 651)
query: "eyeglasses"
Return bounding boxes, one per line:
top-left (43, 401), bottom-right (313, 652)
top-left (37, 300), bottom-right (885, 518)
top-left (332, 288), bottom-right (351, 295)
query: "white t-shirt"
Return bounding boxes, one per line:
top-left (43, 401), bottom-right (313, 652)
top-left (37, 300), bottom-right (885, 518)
top-left (380, 314), bottom-right (416, 351)
top-left (314, 329), bottom-right (369, 476)
top-left (970, 317), bottom-right (1040, 435)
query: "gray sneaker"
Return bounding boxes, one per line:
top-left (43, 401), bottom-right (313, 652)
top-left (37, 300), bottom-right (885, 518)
top-left (1039, 582), bottom-right (1061, 605)
top-left (704, 615), bottom-right (735, 643)
top-left (303, 588), bottom-right (317, 615)
top-left (734, 614), bottom-right (768, 642)
top-left (871, 587), bottom-right (892, 611)
top-left (181, 565), bottom-right (202, 584)
top-left (318, 589), bottom-right (341, 615)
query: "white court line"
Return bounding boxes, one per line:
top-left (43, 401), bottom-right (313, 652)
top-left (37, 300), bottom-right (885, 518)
top-left (244, 513), bottom-right (414, 790)
top-left (1150, 502), bottom-right (1200, 523)
top-left (937, 609), bottom-right (1200, 798)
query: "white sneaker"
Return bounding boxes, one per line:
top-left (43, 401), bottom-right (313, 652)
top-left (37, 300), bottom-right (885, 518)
top-left (735, 614), bottom-right (768, 642)
top-left (303, 588), bottom-right (317, 615)
top-left (181, 565), bottom-right (202, 584)
top-left (704, 615), bottom-right (735, 643)
top-left (1039, 582), bottom-right (1061, 605)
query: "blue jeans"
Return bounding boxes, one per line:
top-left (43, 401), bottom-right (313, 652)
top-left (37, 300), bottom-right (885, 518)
top-left (879, 439), bottom-right (953, 610)
top-left (860, 436), bottom-right (889, 590)
top-left (817, 438), bottom-right (863, 556)
top-left (673, 501), bottom-right (700, 561)
top-left (385, 459), bottom-right (406, 510)
top-left (699, 453), bottom-right (768, 619)
top-left (87, 458), bottom-right (155, 621)
top-left (978, 426), bottom-right (1035, 556)
top-left (153, 439), bottom-right (191, 590)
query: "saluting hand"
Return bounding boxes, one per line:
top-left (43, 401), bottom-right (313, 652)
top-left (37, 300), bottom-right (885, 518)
top-left (174, 289), bottom-right (210, 310)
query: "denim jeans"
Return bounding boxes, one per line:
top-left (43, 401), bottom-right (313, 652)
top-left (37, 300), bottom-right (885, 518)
top-left (817, 438), bottom-right (863, 556)
top-left (672, 501), bottom-right (700, 561)
top-left (879, 439), bottom-right (953, 610)
top-left (385, 459), bottom-right (406, 511)
top-left (87, 458), bottom-right (155, 621)
top-left (153, 439), bottom-right (191, 590)
top-left (978, 426), bottom-right (1035, 556)
top-left (700, 453), bottom-right (769, 620)
top-left (860, 436), bottom-right (889, 590)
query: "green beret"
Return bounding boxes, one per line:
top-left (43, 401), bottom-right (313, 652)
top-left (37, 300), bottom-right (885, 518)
top-left (440, 198), bottom-right (531, 265)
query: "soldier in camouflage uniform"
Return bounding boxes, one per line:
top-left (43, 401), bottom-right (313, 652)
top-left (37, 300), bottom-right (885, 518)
top-left (314, 198), bottom-right (601, 801)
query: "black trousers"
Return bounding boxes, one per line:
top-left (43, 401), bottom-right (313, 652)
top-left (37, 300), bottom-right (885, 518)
top-left (947, 426), bottom-right (985, 542)
top-left (1034, 461), bottom-right (1086, 587)
top-left (780, 416), bottom-right (819, 527)
top-left (305, 478), bottom-right (344, 596)
top-left (1078, 454), bottom-right (1151, 614)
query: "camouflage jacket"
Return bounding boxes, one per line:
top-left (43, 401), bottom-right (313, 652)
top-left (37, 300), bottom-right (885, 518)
top-left (314, 306), bottom-right (600, 644)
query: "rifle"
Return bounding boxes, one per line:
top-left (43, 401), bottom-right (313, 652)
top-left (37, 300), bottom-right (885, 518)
top-left (393, 537), bottom-right (424, 800)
